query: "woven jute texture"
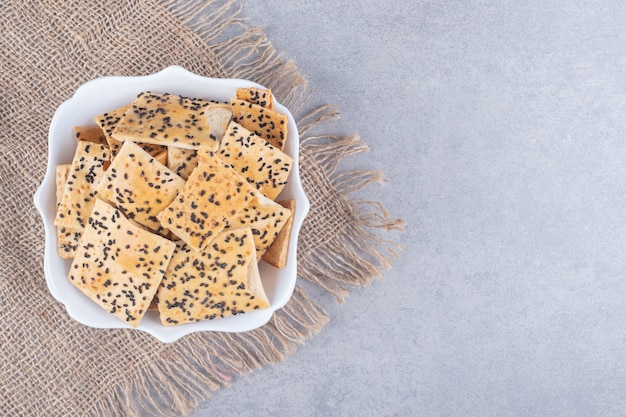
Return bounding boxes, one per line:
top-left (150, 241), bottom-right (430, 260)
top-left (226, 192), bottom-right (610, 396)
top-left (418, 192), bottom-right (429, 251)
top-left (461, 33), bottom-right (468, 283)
top-left (0, 1), bottom-right (403, 416)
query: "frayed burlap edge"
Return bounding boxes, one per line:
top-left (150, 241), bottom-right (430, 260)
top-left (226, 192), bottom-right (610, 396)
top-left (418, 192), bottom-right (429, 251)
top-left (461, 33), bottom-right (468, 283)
top-left (77, 0), bottom-right (403, 415)
top-left (298, 130), bottom-right (405, 302)
top-left (166, 0), bottom-right (313, 115)
top-left (92, 287), bottom-right (328, 417)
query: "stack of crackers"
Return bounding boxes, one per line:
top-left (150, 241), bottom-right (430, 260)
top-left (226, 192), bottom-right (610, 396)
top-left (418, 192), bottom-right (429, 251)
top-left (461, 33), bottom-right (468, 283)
top-left (53, 88), bottom-right (296, 328)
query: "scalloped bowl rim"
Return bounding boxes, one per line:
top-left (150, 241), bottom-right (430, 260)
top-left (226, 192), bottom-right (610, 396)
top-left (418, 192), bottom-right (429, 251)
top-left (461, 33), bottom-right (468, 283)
top-left (33, 66), bottom-right (309, 343)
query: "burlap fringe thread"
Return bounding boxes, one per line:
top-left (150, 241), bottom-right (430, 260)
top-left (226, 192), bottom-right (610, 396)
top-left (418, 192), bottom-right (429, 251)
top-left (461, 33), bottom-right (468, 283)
top-left (92, 287), bottom-right (328, 417)
top-left (166, 0), bottom-right (313, 114)
top-left (83, 0), bottom-right (402, 415)
top-left (299, 131), bottom-right (405, 302)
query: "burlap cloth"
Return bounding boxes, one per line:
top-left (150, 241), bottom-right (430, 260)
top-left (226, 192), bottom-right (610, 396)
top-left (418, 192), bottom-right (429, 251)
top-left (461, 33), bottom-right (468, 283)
top-left (0, 1), bottom-right (403, 416)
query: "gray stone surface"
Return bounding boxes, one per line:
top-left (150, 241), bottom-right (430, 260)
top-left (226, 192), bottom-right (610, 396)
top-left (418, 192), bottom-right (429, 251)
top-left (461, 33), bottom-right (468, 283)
top-left (192, 1), bottom-right (626, 416)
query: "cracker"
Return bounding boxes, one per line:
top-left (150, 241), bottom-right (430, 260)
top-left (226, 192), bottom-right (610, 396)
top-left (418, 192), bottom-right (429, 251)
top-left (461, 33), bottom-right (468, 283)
top-left (140, 142), bottom-right (168, 160)
top-left (94, 104), bottom-right (130, 159)
top-left (167, 147), bottom-right (197, 180)
top-left (54, 142), bottom-right (110, 230)
top-left (218, 121), bottom-right (293, 200)
top-left (205, 104), bottom-right (232, 141)
top-left (55, 164), bottom-right (71, 208)
top-left (225, 193), bottom-right (292, 259)
top-left (261, 199), bottom-right (295, 268)
top-left (55, 164), bottom-right (82, 258)
top-left (153, 149), bottom-right (168, 166)
top-left (165, 104), bottom-right (232, 180)
top-left (67, 199), bottom-right (176, 328)
top-left (94, 104), bottom-right (168, 160)
top-left (230, 98), bottom-right (288, 150)
top-left (156, 228), bottom-right (269, 326)
top-left (147, 296), bottom-right (159, 312)
top-left (236, 87), bottom-right (274, 110)
top-left (73, 126), bottom-right (107, 146)
top-left (95, 140), bottom-right (185, 234)
top-left (112, 92), bottom-right (219, 150)
top-left (157, 149), bottom-right (256, 252)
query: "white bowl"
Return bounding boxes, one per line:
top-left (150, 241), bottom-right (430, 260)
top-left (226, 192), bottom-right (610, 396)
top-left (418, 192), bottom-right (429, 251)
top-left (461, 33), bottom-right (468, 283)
top-left (34, 66), bottom-right (309, 343)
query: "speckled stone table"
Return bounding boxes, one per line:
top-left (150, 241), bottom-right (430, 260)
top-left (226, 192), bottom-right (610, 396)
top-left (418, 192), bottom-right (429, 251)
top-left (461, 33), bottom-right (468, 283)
top-left (193, 2), bottom-right (626, 416)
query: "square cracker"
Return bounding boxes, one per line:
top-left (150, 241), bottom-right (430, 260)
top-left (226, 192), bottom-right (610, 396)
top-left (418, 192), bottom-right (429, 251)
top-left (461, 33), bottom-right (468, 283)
top-left (94, 104), bottom-right (167, 160)
top-left (225, 192), bottom-right (292, 259)
top-left (95, 140), bottom-right (186, 234)
top-left (55, 164), bottom-right (82, 258)
top-left (157, 149), bottom-right (256, 252)
top-left (112, 92), bottom-right (219, 150)
top-left (230, 98), bottom-right (288, 150)
top-left (236, 87), bottom-right (274, 110)
top-left (218, 121), bottom-right (293, 200)
top-left (156, 227), bottom-right (269, 326)
top-left (166, 103), bottom-right (232, 180)
top-left (54, 141), bottom-right (110, 230)
top-left (261, 199), bottom-right (295, 268)
top-left (67, 198), bottom-right (176, 328)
